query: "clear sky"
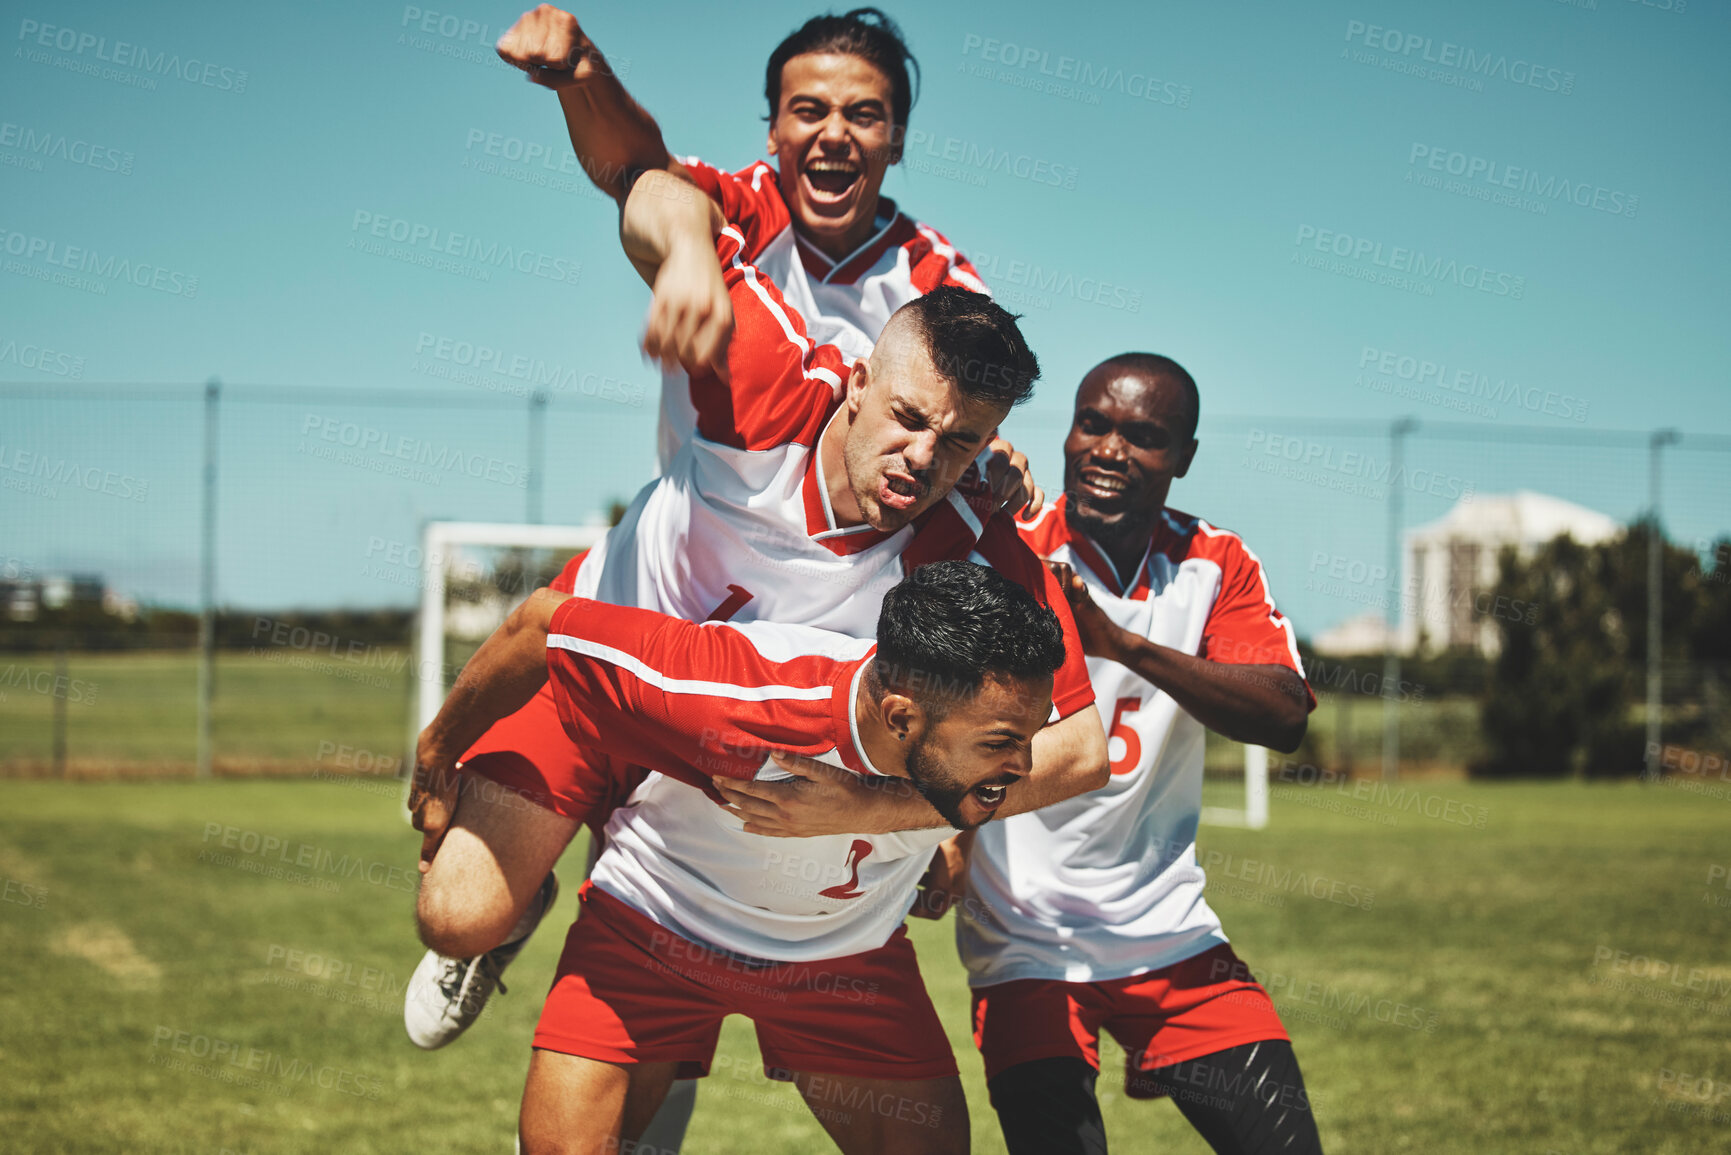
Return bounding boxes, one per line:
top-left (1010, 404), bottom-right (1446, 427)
top-left (3, 0), bottom-right (1728, 636)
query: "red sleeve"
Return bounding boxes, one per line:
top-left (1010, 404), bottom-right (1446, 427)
top-left (544, 598), bottom-right (860, 796)
top-left (680, 158), bottom-right (790, 262)
top-left (973, 516), bottom-right (1096, 721)
top-left (691, 226), bottom-right (851, 451)
top-left (1199, 533), bottom-right (1316, 711)
top-left (907, 221), bottom-right (991, 296)
top-left (548, 549), bottom-right (589, 594)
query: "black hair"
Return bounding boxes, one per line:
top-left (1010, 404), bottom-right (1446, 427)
top-left (1091, 352), bottom-right (1200, 440)
top-left (872, 561), bottom-right (1065, 716)
top-left (897, 286), bottom-right (1041, 408)
top-left (765, 8), bottom-right (921, 130)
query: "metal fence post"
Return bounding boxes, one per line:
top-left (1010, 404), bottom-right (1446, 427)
top-left (1645, 429), bottom-right (1679, 780)
top-left (1382, 417), bottom-right (1416, 781)
top-left (196, 378), bottom-right (219, 780)
top-left (527, 390), bottom-right (548, 525)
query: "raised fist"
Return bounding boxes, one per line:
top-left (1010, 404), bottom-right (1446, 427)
top-left (496, 5), bottom-right (612, 89)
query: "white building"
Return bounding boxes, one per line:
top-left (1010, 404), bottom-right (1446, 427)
top-left (1400, 491), bottom-right (1620, 655)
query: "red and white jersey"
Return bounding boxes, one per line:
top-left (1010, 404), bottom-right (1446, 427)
top-left (572, 222), bottom-right (1093, 962)
top-left (541, 597), bottom-right (948, 962)
top-left (959, 497), bottom-right (1313, 986)
top-left (655, 158), bottom-right (989, 468)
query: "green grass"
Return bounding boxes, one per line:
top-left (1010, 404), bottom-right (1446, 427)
top-left (2, 779), bottom-right (1726, 1152)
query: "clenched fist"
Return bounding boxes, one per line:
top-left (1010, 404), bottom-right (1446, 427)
top-left (496, 5), bottom-right (614, 89)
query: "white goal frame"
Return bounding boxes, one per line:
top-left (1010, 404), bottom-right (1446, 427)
top-left (414, 520), bottom-right (609, 731)
top-left (1201, 744), bottom-right (1270, 830)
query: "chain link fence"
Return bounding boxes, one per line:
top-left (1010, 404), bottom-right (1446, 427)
top-left (3, 383), bottom-right (1727, 783)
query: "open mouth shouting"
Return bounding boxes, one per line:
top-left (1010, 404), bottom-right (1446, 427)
top-left (972, 783), bottom-right (1008, 810)
top-left (801, 157), bottom-right (863, 208)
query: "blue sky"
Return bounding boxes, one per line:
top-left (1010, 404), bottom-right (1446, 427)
top-left (2, 0), bottom-right (1727, 635)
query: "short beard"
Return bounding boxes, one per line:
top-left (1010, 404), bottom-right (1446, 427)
top-left (904, 736), bottom-right (980, 831)
top-left (1064, 496), bottom-right (1152, 558)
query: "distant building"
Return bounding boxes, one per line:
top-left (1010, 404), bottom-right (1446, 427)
top-left (0, 572), bottom-right (120, 622)
top-left (1312, 492), bottom-right (1623, 657)
top-left (1401, 492), bottom-right (1620, 655)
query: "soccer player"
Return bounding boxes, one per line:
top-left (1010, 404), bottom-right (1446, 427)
top-left (416, 561), bottom-right (1066, 1154)
top-left (946, 354), bottom-right (1326, 1154)
top-left (494, 5), bottom-right (991, 466)
top-left (405, 171), bottom-right (1106, 1039)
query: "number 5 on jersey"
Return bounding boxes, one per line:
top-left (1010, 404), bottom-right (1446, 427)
top-left (1108, 695), bottom-right (1143, 776)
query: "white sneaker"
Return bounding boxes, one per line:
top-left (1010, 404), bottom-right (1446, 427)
top-left (405, 872), bottom-right (559, 1050)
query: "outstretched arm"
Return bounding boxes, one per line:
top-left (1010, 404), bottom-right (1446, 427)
top-left (496, 5), bottom-right (684, 202)
top-left (718, 704), bottom-right (1110, 836)
top-left (620, 168), bottom-right (733, 380)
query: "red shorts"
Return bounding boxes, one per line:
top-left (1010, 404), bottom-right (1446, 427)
top-left (534, 883), bottom-right (959, 1083)
top-left (971, 944), bottom-right (1288, 1097)
top-left (457, 549), bottom-right (715, 828)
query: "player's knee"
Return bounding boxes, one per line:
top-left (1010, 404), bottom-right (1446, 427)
top-left (415, 873), bottom-right (519, 958)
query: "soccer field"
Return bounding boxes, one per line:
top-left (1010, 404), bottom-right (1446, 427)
top-left (2, 778), bottom-right (1726, 1153)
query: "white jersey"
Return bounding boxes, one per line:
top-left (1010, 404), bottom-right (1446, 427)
top-left (959, 498), bottom-right (1311, 986)
top-left (655, 158), bottom-right (990, 470)
top-left (571, 224), bottom-right (1093, 962)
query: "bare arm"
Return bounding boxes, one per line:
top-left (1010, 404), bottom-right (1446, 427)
top-left (718, 704), bottom-right (1111, 836)
top-left (408, 588), bottom-right (569, 856)
top-left (496, 5), bottom-right (683, 202)
top-left (619, 168), bottom-right (732, 379)
top-left (1052, 561), bottom-right (1309, 752)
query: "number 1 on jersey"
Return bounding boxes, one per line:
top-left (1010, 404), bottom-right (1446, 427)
top-left (705, 584), bottom-right (755, 623)
top-left (1108, 695), bottom-right (1143, 776)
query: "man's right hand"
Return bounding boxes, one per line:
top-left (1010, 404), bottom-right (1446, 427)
top-left (408, 738), bottom-right (461, 872)
top-left (496, 5), bottom-right (612, 90)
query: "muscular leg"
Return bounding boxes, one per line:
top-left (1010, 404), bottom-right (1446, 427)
top-left (519, 1049), bottom-right (680, 1155)
top-left (987, 1057), bottom-right (1108, 1155)
top-left (416, 772), bottom-right (580, 959)
top-left (1131, 1040), bottom-right (1323, 1155)
top-left (790, 1071), bottom-right (968, 1155)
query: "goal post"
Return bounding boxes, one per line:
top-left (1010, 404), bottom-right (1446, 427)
top-left (412, 520), bottom-right (609, 734)
top-left (1200, 744), bottom-right (1270, 830)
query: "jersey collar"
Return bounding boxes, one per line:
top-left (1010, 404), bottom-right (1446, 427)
top-left (832, 654), bottom-right (890, 778)
top-left (794, 198), bottom-right (913, 285)
top-left (1060, 501), bottom-right (1157, 600)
